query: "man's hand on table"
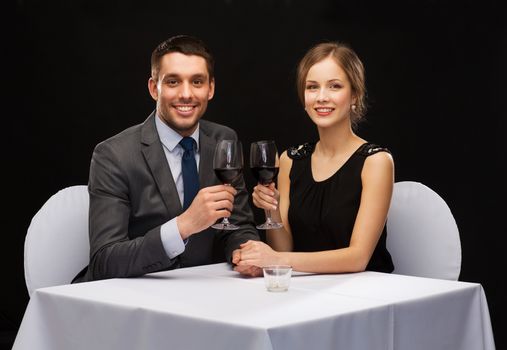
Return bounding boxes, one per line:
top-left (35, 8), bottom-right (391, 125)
top-left (232, 249), bottom-right (263, 277)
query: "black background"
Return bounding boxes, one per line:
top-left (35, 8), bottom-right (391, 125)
top-left (6, 0), bottom-right (506, 348)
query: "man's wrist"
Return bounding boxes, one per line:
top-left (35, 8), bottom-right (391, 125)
top-left (176, 214), bottom-right (192, 240)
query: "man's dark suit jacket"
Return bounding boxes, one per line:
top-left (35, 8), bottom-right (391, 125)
top-left (74, 113), bottom-right (259, 283)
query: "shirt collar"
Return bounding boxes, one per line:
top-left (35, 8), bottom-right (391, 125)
top-left (155, 114), bottom-right (200, 152)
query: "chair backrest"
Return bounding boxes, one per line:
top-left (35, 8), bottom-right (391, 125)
top-left (24, 185), bottom-right (90, 297)
top-left (386, 181), bottom-right (461, 280)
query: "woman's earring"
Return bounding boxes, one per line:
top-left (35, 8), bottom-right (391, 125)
top-left (351, 104), bottom-right (357, 113)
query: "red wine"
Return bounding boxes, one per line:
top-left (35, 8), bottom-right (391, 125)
top-left (214, 167), bottom-right (243, 184)
top-left (251, 166), bottom-right (279, 185)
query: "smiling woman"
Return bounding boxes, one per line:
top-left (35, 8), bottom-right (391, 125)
top-left (297, 42), bottom-right (367, 129)
top-left (303, 57), bottom-right (356, 129)
top-left (236, 42), bottom-right (395, 275)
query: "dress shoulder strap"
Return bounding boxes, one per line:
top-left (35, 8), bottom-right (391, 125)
top-left (287, 142), bottom-right (316, 160)
top-left (356, 143), bottom-right (391, 157)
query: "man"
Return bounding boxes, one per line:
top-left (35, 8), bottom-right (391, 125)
top-left (73, 35), bottom-right (260, 283)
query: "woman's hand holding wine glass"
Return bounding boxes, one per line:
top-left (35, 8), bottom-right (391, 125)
top-left (250, 140), bottom-right (283, 230)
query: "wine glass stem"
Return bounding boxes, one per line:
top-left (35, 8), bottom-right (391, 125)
top-left (223, 183), bottom-right (233, 226)
top-left (264, 209), bottom-right (273, 224)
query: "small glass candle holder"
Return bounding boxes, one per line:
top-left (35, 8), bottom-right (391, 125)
top-left (262, 265), bottom-right (292, 292)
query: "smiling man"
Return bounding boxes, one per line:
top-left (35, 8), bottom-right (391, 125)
top-left (73, 35), bottom-right (260, 283)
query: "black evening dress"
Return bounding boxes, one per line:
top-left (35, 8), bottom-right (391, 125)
top-left (287, 142), bottom-right (394, 273)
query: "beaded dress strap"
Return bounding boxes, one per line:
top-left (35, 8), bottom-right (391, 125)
top-left (356, 143), bottom-right (391, 156)
top-left (287, 142), bottom-right (316, 160)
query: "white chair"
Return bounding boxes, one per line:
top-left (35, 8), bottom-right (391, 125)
top-left (24, 185), bottom-right (90, 297)
top-left (386, 181), bottom-right (461, 280)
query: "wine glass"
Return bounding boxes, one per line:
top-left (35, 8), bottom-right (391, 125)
top-left (211, 140), bottom-right (243, 230)
top-left (250, 140), bottom-right (283, 229)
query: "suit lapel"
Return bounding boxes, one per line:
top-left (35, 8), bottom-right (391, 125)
top-left (141, 113), bottom-right (183, 215)
top-left (199, 124), bottom-right (218, 188)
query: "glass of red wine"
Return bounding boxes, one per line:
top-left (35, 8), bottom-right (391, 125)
top-left (250, 140), bottom-right (283, 230)
top-left (211, 140), bottom-right (243, 230)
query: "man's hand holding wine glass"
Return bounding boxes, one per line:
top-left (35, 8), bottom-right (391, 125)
top-left (211, 140), bottom-right (244, 230)
top-left (177, 185), bottom-right (237, 239)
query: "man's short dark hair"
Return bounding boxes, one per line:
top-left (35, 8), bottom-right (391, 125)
top-left (151, 35), bottom-right (215, 81)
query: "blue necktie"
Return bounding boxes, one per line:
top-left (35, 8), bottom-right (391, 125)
top-left (179, 137), bottom-right (199, 210)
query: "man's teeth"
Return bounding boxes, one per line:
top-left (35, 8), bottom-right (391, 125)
top-left (176, 106), bottom-right (194, 112)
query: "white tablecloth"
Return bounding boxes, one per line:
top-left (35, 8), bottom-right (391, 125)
top-left (13, 263), bottom-right (495, 350)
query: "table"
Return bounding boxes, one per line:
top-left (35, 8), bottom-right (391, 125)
top-left (13, 263), bottom-right (495, 350)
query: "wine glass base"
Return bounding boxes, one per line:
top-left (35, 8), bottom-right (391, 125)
top-left (211, 223), bottom-right (240, 230)
top-left (256, 222), bottom-right (283, 230)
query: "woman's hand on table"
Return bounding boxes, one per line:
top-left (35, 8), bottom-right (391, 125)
top-left (236, 240), bottom-right (287, 268)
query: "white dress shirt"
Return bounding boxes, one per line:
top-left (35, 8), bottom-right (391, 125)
top-left (155, 115), bottom-right (200, 259)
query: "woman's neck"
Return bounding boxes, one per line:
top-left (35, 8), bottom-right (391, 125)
top-left (316, 122), bottom-right (361, 158)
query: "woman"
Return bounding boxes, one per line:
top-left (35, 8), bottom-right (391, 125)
top-left (236, 42), bottom-right (394, 273)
